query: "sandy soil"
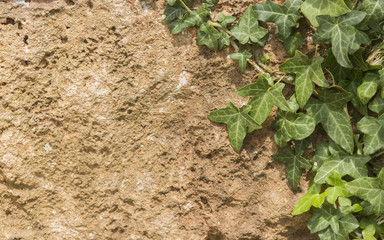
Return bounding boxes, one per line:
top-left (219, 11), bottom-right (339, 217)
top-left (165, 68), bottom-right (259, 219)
top-left (0, 0), bottom-right (318, 239)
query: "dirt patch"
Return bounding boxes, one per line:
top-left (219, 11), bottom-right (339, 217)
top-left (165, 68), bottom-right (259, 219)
top-left (0, 0), bottom-right (317, 239)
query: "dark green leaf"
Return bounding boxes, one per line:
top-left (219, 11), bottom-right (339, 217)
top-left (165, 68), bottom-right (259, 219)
top-left (208, 101), bottom-right (262, 152)
top-left (273, 147), bottom-right (311, 190)
top-left (273, 110), bottom-right (316, 147)
top-left (323, 49), bottom-right (351, 82)
top-left (163, 6), bottom-right (187, 24)
top-left (230, 50), bottom-right (252, 73)
top-left (196, 23), bottom-right (222, 50)
top-left (346, 175), bottom-right (384, 214)
top-left (218, 14), bottom-right (236, 28)
top-left (311, 142), bottom-right (331, 171)
top-left (284, 32), bottom-right (305, 57)
top-left (357, 72), bottom-right (379, 105)
top-left (305, 91), bottom-right (354, 153)
top-left (231, 6), bottom-right (269, 45)
top-left (301, 0), bottom-right (351, 27)
top-left (314, 11), bottom-right (370, 68)
top-left (202, 0), bottom-right (218, 8)
top-left (360, 0), bottom-right (384, 27)
top-left (280, 51), bottom-right (328, 108)
top-left (254, 0), bottom-right (301, 39)
top-left (237, 75), bottom-right (290, 124)
top-left (357, 114), bottom-right (384, 155)
top-left (314, 153), bottom-right (370, 184)
top-left (339, 70), bottom-right (368, 116)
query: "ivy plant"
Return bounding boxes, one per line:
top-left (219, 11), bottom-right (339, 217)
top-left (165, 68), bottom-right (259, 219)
top-left (163, 0), bottom-right (384, 239)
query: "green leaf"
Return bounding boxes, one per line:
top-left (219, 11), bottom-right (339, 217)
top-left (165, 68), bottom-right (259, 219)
top-left (202, 0), bottom-right (218, 8)
top-left (295, 138), bottom-right (312, 155)
top-left (362, 224), bottom-right (377, 240)
top-left (346, 176), bottom-right (384, 214)
top-left (163, 6), bottom-right (187, 24)
top-left (196, 23), bottom-right (222, 50)
top-left (208, 101), bottom-right (261, 152)
top-left (237, 75), bottom-right (290, 124)
top-left (308, 205), bottom-right (359, 237)
top-left (218, 14), bottom-right (236, 28)
top-left (357, 72), bottom-right (379, 105)
top-left (284, 32), bottom-right (305, 57)
top-left (167, 0), bottom-right (176, 6)
top-left (292, 183), bottom-right (327, 215)
top-left (314, 11), bottom-right (370, 68)
top-left (301, 0), bottom-right (351, 27)
top-left (280, 51), bottom-right (328, 108)
top-left (380, 70), bottom-right (384, 98)
top-left (339, 70), bottom-right (368, 116)
top-left (287, 94), bottom-right (300, 112)
top-left (323, 49), bottom-right (351, 82)
top-left (311, 142), bottom-right (331, 171)
top-left (170, 7), bottom-right (211, 35)
top-left (360, 215), bottom-right (384, 234)
top-left (314, 153), bottom-right (370, 184)
top-left (230, 50), bottom-right (252, 73)
top-left (273, 110), bottom-right (316, 147)
top-left (273, 147), bottom-right (311, 190)
top-left (254, 0), bottom-right (301, 40)
top-left (231, 6), bottom-right (269, 45)
top-left (305, 90), bottom-right (354, 154)
top-left (325, 171), bottom-right (351, 204)
top-left (357, 115), bottom-right (384, 155)
top-left (360, 0), bottom-right (384, 27)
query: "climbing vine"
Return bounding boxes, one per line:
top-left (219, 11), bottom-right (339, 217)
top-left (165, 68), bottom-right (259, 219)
top-left (163, 0), bottom-right (384, 239)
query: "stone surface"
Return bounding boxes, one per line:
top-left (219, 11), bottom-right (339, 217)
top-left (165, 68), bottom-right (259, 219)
top-left (0, 0), bottom-right (317, 239)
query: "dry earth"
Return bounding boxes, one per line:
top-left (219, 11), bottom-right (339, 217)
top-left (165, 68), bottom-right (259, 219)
top-left (0, 0), bottom-right (318, 239)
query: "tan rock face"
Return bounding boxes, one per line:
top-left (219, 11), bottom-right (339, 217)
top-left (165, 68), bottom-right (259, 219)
top-left (0, 0), bottom-right (317, 239)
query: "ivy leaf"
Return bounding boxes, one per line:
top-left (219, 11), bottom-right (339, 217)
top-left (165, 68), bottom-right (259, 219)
top-left (380, 70), bottom-right (384, 98)
top-left (339, 70), bottom-right (368, 116)
top-left (305, 90), bottom-right (354, 154)
top-left (273, 110), bottom-right (316, 147)
top-left (360, 0), bottom-right (384, 27)
top-left (254, 0), bottom-right (301, 40)
top-left (368, 95), bottom-right (384, 115)
top-left (314, 11), bottom-right (370, 68)
top-left (311, 142), bottom-right (331, 171)
top-left (292, 183), bottom-right (327, 215)
top-left (196, 23), bottom-right (222, 50)
top-left (237, 75), bottom-right (290, 124)
top-left (231, 6), bottom-right (269, 46)
top-left (284, 32), bottom-right (305, 57)
top-left (323, 49), bottom-right (351, 82)
top-left (308, 205), bottom-right (359, 238)
top-left (324, 171), bottom-right (351, 204)
top-left (273, 147), bottom-right (311, 190)
top-left (169, 8), bottom-right (209, 34)
top-left (202, 0), bottom-right (218, 8)
top-left (163, 6), bottom-right (187, 24)
top-left (230, 50), bottom-right (252, 73)
top-left (357, 72), bottom-right (379, 105)
top-left (280, 51), bottom-right (328, 108)
top-left (357, 115), bottom-right (384, 155)
top-left (218, 14), bottom-right (236, 28)
top-left (362, 224), bottom-right (377, 240)
top-left (301, 0), bottom-right (351, 27)
top-left (208, 101), bottom-right (261, 152)
top-left (314, 153), bottom-right (370, 184)
top-left (167, 0), bottom-right (176, 6)
top-left (346, 175), bottom-right (384, 214)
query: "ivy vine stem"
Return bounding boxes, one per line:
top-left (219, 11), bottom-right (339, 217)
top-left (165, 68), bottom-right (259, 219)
top-left (178, 0), bottom-right (192, 13)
